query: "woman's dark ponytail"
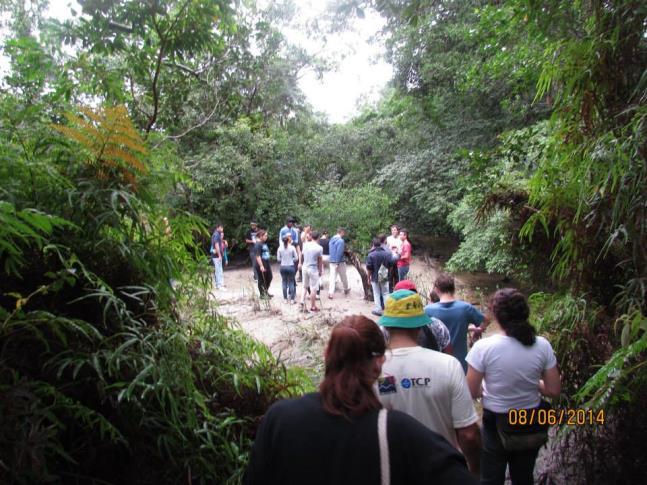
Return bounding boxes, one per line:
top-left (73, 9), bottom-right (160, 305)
top-left (491, 288), bottom-right (536, 346)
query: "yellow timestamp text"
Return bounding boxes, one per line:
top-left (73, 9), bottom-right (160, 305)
top-left (507, 408), bottom-right (605, 426)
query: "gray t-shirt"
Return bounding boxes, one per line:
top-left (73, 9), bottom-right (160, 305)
top-left (277, 245), bottom-right (298, 267)
top-left (302, 241), bottom-right (323, 268)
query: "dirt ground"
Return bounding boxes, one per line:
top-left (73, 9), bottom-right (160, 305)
top-left (210, 260), bottom-right (380, 378)
top-left (209, 255), bottom-right (502, 379)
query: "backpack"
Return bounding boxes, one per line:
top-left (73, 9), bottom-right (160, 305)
top-left (377, 263), bottom-right (389, 284)
top-left (419, 325), bottom-right (440, 352)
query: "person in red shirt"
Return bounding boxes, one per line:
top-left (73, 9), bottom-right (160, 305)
top-left (397, 229), bottom-right (412, 281)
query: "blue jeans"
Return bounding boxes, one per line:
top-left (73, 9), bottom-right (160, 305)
top-left (481, 409), bottom-right (540, 485)
top-left (371, 280), bottom-right (389, 312)
top-left (280, 265), bottom-right (296, 300)
top-left (397, 265), bottom-right (409, 281)
top-left (212, 257), bottom-right (224, 288)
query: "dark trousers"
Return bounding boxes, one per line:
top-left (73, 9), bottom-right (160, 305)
top-left (397, 265), bottom-right (410, 281)
top-left (255, 261), bottom-right (273, 296)
top-left (280, 266), bottom-right (296, 300)
top-left (481, 410), bottom-right (540, 485)
top-left (389, 266), bottom-right (398, 292)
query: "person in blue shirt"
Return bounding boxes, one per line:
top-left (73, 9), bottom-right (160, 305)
top-left (278, 217), bottom-right (300, 247)
top-left (210, 223), bottom-right (226, 290)
top-left (424, 273), bottom-right (489, 373)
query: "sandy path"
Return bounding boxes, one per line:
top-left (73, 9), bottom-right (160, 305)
top-left (208, 255), bottom-right (497, 377)
top-left (210, 261), bottom-right (378, 377)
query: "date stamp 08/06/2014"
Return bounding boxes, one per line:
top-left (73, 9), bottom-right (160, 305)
top-left (507, 408), bottom-right (606, 426)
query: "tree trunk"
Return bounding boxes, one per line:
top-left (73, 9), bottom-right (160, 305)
top-left (346, 250), bottom-right (373, 301)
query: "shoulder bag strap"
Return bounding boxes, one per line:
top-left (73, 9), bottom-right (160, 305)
top-left (378, 408), bottom-right (390, 485)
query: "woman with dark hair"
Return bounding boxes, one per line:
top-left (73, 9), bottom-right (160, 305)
top-left (253, 229), bottom-right (273, 298)
top-left (466, 288), bottom-right (561, 485)
top-left (244, 315), bottom-right (477, 485)
top-left (277, 234), bottom-right (298, 303)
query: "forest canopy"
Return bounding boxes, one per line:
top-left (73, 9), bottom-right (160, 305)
top-left (1, 0), bottom-right (645, 483)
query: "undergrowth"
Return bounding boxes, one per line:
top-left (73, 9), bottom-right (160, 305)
top-left (530, 292), bottom-right (647, 484)
top-left (0, 104), bottom-right (312, 484)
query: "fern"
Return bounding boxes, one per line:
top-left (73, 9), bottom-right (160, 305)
top-left (53, 105), bottom-right (148, 188)
top-left (0, 200), bottom-right (73, 277)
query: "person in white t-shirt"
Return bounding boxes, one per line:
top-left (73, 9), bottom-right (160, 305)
top-left (376, 290), bottom-right (482, 478)
top-left (300, 231), bottom-right (323, 312)
top-left (385, 224), bottom-right (402, 291)
top-left (466, 288), bottom-right (561, 485)
top-left (386, 224), bottom-right (402, 253)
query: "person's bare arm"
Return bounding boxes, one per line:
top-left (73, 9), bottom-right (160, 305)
top-left (539, 366), bottom-right (561, 398)
top-left (455, 423), bottom-right (482, 476)
top-left (318, 255), bottom-right (323, 276)
top-left (466, 365), bottom-right (483, 399)
top-left (256, 254), bottom-right (264, 271)
top-left (479, 314), bottom-right (491, 331)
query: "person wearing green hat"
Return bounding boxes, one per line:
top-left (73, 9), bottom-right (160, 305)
top-left (376, 289), bottom-right (482, 477)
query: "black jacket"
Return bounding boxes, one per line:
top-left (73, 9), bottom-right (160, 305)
top-left (244, 393), bottom-right (476, 485)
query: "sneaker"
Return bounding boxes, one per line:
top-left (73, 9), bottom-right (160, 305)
top-left (344, 289), bottom-right (351, 295)
top-left (310, 307), bottom-right (320, 312)
top-left (371, 309), bottom-right (383, 316)
top-left (328, 295), bottom-right (333, 300)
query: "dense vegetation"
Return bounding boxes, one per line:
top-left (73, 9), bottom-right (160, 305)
top-left (1, 0), bottom-right (645, 483)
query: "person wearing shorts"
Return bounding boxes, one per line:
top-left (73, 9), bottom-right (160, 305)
top-left (300, 231), bottom-right (323, 312)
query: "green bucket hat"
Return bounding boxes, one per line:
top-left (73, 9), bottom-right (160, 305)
top-left (378, 290), bottom-right (432, 328)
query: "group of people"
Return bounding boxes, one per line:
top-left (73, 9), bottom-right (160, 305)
top-left (236, 219), bottom-right (415, 316)
top-left (212, 220), bottom-right (561, 484)
top-left (365, 224), bottom-right (412, 317)
top-left (241, 218), bottom-right (352, 311)
top-left (244, 274), bottom-right (561, 485)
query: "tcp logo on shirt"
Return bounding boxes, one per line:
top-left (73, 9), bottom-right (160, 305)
top-left (378, 376), bottom-right (397, 395)
top-left (400, 377), bottom-right (431, 389)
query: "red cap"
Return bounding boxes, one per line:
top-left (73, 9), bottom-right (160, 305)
top-left (394, 280), bottom-right (417, 292)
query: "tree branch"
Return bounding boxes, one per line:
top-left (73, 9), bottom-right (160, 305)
top-left (108, 21), bottom-right (133, 33)
top-left (153, 98), bottom-right (222, 148)
top-left (144, 0), bottom-right (194, 135)
top-left (163, 61), bottom-right (208, 83)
